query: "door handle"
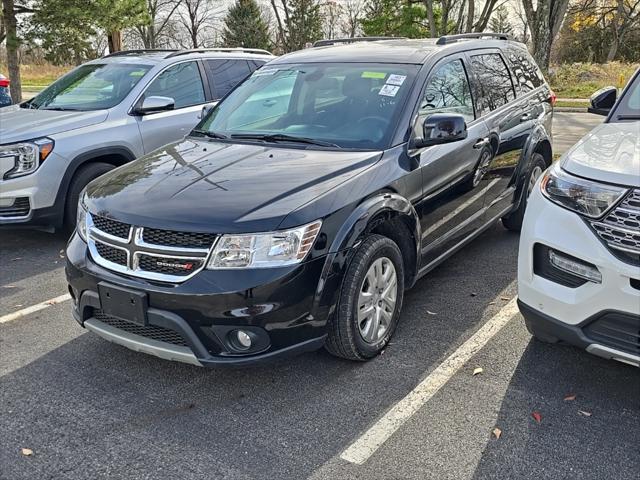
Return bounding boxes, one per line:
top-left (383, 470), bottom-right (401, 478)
top-left (473, 138), bottom-right (490, 149)
top-left (520, 113), bottom-right (531, 121)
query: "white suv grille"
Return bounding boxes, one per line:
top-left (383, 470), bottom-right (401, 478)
top-left (591, 189), bottom-right (640, 263)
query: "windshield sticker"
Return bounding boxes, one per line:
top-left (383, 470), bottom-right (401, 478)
top-left (361, 71), bottom-right (387, 79)
top-left (253, 68), bottom-right (279, 77)
top-left (379, 84), bottom-right (400, 97)
top-left (386, 74), bottom-right (406, 86)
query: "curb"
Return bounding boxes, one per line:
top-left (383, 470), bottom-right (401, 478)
top-left (555, 106), bottom-right (588, 113)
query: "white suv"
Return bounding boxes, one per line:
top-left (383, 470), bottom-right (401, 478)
top-left (0, 48), bottom-right (273, 230)
top-left (518, 68), bottom-right (640, 367)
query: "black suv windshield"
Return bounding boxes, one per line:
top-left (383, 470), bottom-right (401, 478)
top-left (23, 63), bottom-right (151, 111)
top-left (611, 72), bottom-right (640, 121)
top-left (197, 63), bottom-right (418, 150)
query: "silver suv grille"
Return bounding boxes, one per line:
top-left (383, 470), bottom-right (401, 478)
top-left (87, 213), bottom-right (217, 283)
top-left (591, 189), bottom-right (640, 264)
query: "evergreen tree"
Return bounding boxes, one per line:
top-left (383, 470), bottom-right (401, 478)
top-left (222, 0), bottom-right (271, 50)
top-left (488, 5), bottom-right (514, 36)
top-left (285, 0), bottom-right (322, 51)
top-left (361, 0), bottom-right (428, 38)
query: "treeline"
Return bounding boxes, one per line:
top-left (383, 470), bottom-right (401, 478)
top-left (1, 0), bottom-right (639, 102)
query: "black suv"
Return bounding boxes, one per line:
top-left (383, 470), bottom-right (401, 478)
top-left (66, 34), bottom-right (554, 366)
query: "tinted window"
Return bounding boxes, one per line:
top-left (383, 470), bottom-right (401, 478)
top-left (144, 61), bottom-right (205, 108)
top-left (470, 53), bottom-right (516, 115)
top-left (206, 59), bottom-right (252, 99)
top-left (506, 48), bottom-right (545, 94)
top-left (420, 59), bottom-right (474, 123)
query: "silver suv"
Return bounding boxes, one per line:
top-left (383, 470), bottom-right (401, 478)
top-left (0, 48), bottom-right (273, 230)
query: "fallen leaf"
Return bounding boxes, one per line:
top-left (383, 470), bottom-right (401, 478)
top-left (488, 301), bottom-right (495, 305)
top-left (578, 410), bottom-right (592, 417)
top-left (21, 448), bottom-right (33, 456)
top-left (426, 310), bottom-right (437, 316)
top-left (12, 257), bottom-right (22, 261)
top-left (564, 394), bottom-right (576, 401)
top-left (532, 411), bottom-right (542, 423)
top-left (470, 292), bottom-right (477, 297)
top-left (500, 296), bottom-right (510, 301)
top-left (4, 285), bottom-right (16, 289)
top-left (472, 367), bottom-right (483, 376)
top-left (492, 427), bottom-right (502, 439)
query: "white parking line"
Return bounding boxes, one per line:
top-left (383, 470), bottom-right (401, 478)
top-left (340, 296), bottom-right (520, 465)
top-left (0, 294), bottom-right (72, 324)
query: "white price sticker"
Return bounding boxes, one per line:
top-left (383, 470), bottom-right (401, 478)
top-left (379, 84), bottom-right (400, 97)
top-left (386, 74), bottom-right (407, 86)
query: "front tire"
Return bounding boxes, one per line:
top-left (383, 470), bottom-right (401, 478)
top-left (325, 234), bottom-right (405, 361)
top-left (502, 153), bottom-right (546, 232)
top-left (64, 162), bottom-right (115, 231)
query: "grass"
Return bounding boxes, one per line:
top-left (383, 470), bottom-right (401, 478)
top-left (554, 100), bottom-right (589, 108)
top-left (548, 62), bottom-right (639, 99)
top-left (0, 63), bottom-right (71, 88)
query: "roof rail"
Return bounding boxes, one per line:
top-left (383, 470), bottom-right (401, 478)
top-left (313, 37), bottom-right (407, 47)
top-left (436, 33), bottom-right (512, 45)
top-left (166, 47), bottom-right (273, 58)
top-left (103, 49), bottom-right (177, 58)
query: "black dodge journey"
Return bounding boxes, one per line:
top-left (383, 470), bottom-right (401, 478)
top-left (66, 34), bottom-right (554, 366)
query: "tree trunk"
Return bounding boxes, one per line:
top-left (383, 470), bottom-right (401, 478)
top-left (522, 0), bottom-right (570, 71)
top-left (108, 31), bottom-right (123, 53)
top-left (606, 0), bottom-right (624, 62)
top-left (2, 0), bottom-right (21, 103)
top-left (466, 0), bottom-right (475, 33)
top-left (424, 0), bottom-right (437, 37)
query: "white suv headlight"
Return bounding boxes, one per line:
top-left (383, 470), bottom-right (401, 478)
top-left (541, 163), bottom-right (628, 218)
top-left (207, 220), bottom-right (322, 269)
top-left (1, 138), bottom-right (54, 179)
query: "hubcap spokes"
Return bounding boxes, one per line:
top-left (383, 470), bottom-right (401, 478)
top-left (358, 257), bottom-right (397, 344)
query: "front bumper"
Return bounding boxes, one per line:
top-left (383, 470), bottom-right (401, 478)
top-left (66, 233), bottom-right (344, 366)
top-left (518, 186), bottom-right (640, 366)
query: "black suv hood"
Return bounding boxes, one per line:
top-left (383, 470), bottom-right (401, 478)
top-left (86, 138), bottom-right (381, 233)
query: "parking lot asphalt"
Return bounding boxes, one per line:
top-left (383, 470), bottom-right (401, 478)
top-left (2, 112), bottom-right (638, 480)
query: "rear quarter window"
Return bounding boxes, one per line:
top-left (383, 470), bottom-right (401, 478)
top-left (205, 59), bottom-right (252, 100)
top-left (470, 53), bottom-right (516, 116)
top-left (505, 47), bottom-right (545, 94)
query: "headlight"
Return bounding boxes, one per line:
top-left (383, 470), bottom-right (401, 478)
top-left (540, 163), bottom-right (628, 218)
top-left (76, 192), bottom-right (88, 241)
top-left (1, 138), bottom-right (54, 179)
top-left (207, 220), bottom-right (322, 269)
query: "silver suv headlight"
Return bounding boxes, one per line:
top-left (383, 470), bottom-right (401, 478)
top-left (541, 162), bottom-right (628, 218)
top-left (207, 220), bottom-right (322, 269)
top-left (1, 138), bottom-right (54, 179)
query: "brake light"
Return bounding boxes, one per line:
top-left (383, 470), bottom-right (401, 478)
top-left (0, 79), bottom-right (9, 88)
top-left (549, 90), bottom-right (557, 107)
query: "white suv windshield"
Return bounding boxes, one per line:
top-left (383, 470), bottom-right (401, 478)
top-left (197, 63), bottom-right (418, 150)
top-left (24, 63), bottom-right (151, 111)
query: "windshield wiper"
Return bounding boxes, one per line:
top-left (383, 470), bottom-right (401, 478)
top-left (42, 106), bottom-right (82, 111)
top-left (191, 129), bottom-right (228, 139)
top-left (231, 133), bottom-right (341, 149)
top-left (617, 114), bottom-right (640, 120)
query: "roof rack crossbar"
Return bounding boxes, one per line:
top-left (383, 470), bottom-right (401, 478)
top-left (166, 47), bottom-right (273, 58)
top-left (436, 33), bottom-right (512, 45)
top-left (103, 49), bottom-right (177, 58)
top-left (313, 37), bottom-right (407, 47)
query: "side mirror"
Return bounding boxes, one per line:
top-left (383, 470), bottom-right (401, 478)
top-left (134, 96), bottom-right (175, 116)
top-left (588, 86), bottom-right (617, 116)
top-left (198, 102), bottom-right (217, 119)
top-left (411, 113), bottom-right (468, 149)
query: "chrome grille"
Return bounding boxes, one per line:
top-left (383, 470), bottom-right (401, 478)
top-left (93, 310), bottom-right (188, 346)
top-left (591, 189), bottom-right (640, 264)
top-left (0, 197), bottom-right (30, 218)
top-left (87, 212), bottom-right (216, 283)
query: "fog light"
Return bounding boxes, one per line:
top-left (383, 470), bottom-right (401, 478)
top-left (549, 250), bottom-right (602, 283)
top-left (234, 330), bottom-right (252, 350)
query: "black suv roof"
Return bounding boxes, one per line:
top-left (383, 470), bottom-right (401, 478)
top-left (271, 35), bottom-right (527, 66)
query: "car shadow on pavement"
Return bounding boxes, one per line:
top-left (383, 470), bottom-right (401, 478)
top-left (471, 340), bottom-right (640, 480)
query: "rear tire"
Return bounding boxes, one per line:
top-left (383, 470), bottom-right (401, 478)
top-left (502, 153), bottom-right (546, 232)
top-left (325, 234), bottom-right (405, 361)
top-left (64, 162), bottom-right (114, 231)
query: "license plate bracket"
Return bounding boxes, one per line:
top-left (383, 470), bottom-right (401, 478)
top-left (98, 282), bottom-right (148, 326)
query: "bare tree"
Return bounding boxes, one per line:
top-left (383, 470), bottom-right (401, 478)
top-left (136, 0), bottom-right (183, 49)
top-left (522, 0), bottom-right (571, 70)
top-left (322, 0), bottom-right (342, 39)
top-left (1, 0), bottom-right (33, 102)
top-left (178, 0), bottom-right (221, 48)
top-left (606, 0), bottom-right (640, 61)
top-left (340, 0), bottom-right (363, 37)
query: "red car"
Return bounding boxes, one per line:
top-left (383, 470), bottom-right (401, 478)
top-left (0, 74), bottom-right (12, 107)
